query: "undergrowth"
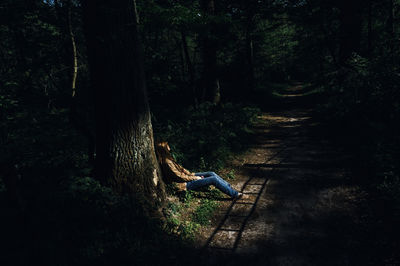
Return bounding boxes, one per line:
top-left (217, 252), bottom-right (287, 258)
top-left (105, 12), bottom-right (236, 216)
top-left (1, 96), bottom-right (259, 265)
top-left (314, 53), bottom-right (400, 263)
top-left (315, 54), bottom-right (400, 204)
top-left (163, 189), bottom-right (221, 242)
top-left (152, 101), bottom-right (259, 245)
top-left (153, 102), bottom-right (260, 171)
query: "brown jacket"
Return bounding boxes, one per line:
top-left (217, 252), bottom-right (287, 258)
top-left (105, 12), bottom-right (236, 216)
top-left (156, 142), bottom-right (200, 191)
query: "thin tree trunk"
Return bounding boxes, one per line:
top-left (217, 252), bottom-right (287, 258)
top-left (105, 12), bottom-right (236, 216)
top-left (178, 37), bottom-right (185, 81)
top-left (83, 0), bottom-right (165, 207)
top-left (388, 0), bottom-right (395, 53)
top-left (67, 0), bottom-right (78, 97)
top-left (200, 0), bottom-right (220, 104)
top-left (181, 31), bottom-right (198, 106)
top-left (368, 0), bottom-right (373, 55)
top-left (245, 15), bottom-right (255, 91)
top-left (56, 0), bottom-right (95, 165)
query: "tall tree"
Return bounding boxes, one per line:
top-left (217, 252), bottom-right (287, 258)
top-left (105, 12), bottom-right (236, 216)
top-left (200, 0), bottom-right (220, 104)
top-left (181, 30), bottom-right (197, 106)
top-left (388, 0), bottom-right (395, 53)
top-left (367, 0), bottom-right (373, 55)
top-left (82, 0), bottom-right (165, 206)
top-left (245, 12), bottom-right (255, 91)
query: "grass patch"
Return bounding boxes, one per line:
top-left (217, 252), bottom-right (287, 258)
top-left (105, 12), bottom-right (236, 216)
top-left (192, 199), bottom-right (219, 226)
top-left (164, 189), bottom-right (221, 241)
top-left (226, 169), bottom-right (236, 180)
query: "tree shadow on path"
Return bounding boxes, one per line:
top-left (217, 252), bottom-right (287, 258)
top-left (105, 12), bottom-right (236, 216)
top-left (193, 84), bottom-right (378, 266)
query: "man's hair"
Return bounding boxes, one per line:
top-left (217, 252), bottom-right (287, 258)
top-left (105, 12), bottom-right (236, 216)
top-left (155, 141), bottom-right (171, 164)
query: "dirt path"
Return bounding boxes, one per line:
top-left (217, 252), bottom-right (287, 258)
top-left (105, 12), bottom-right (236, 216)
top-left (196, 85), bottom-right (367, 265)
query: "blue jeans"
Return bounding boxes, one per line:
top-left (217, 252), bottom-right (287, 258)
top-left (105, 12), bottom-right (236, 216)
top-left (186, 172), bottom-right (239, 198)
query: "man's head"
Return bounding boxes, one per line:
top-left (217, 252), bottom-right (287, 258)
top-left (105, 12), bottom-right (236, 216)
top-left (157, 141), bottom-right (170, 151)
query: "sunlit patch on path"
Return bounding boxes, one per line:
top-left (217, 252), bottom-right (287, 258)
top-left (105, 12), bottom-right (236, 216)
top-left (203, 145), bottom-right (289, 253)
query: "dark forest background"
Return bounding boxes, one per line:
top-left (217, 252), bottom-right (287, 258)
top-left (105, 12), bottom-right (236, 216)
top-left (1, 0), bottom-right (399, 265)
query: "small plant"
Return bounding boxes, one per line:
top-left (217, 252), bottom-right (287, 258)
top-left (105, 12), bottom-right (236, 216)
top-left (166, 202), bottom-right (180, 215)
top-left (206, 188), bottom-right (224, 199)
top-left (192, 199), bottom-right (218, 226)
top-left (226, 170), bottom-right (236, 180)
top-left (165, 216), bottom-right (181, 234)
top-left (183, 190), bottom-right (195, 207)
top-left (153, 102), bottom-right (260, 171)
top-left (199, 157), bottom-right (206, 169)
top-left (179, 221), bottom-right (200, 241)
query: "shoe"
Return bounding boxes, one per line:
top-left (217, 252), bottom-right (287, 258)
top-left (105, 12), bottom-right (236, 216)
top-left (234, 192), bottom-right (243, 199)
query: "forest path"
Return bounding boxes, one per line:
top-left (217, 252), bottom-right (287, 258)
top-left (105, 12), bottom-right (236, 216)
top-left (196, 84), bottom-right (363, 265)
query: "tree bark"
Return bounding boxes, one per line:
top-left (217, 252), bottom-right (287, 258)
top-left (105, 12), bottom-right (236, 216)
top-left (82, 0), bottom-right (165, 206)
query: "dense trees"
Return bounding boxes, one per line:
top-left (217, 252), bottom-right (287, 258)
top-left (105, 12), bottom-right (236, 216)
top-left (1, 0), bottom-right (399, 212)
top-left (0, 0), bottom-right (399, 264)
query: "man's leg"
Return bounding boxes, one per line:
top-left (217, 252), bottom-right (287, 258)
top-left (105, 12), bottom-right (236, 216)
top-left (186, 176), bottom-right (214, 191)
top-left (210, 176), bottom-right (239, 198)
top-left (211, 172), bottom-right (231, 187)
top-left (195, 171), bottom-right (237, 193)
top-left (187, 176), bottom-right (238, 198)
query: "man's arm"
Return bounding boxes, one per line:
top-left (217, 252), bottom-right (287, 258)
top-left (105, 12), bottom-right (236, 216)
top-left (165, 158), bottom-right (201, 182)
top-left (182, 167), bottom-right (195, 176)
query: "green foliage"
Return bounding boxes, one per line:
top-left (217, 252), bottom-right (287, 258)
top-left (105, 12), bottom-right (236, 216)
top-left (192, 199), bottom-right (219, 226)
top-left (316, 52), bottom-right (400, 218)
top-left (183, 190), bottom-right (195, 206)
top-left (2, 0), bottom-right (399, 264)
top-left (316, 53), bottom-right (399, 137)
top-left (178, 221), bottom-right (201, 241)
top-left (163, 192), bottom-right (219, 242)
top-left (154, 102), bottom-right (260, 171)
top-left (1, 3), bottom-right (264, 262)
top-left (226, 169), bottom-right (236, 180)
top-left (256, 19), bottom-right (300, 81)
top-left (209, 187), bottom-right (225, 198)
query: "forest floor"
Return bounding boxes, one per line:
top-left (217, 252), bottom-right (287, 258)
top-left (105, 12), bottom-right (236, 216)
top-left (192, 84), bottom-right (380, 265)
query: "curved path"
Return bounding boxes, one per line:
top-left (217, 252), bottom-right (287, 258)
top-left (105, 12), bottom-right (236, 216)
top-left (197, 86), bottom-right (363, 265)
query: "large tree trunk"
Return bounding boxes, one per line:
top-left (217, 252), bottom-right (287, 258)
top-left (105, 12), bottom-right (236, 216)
top-left (82, 0), bottom-right (165, 206)
top-left (200, 0), bottom-right (220, 104)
